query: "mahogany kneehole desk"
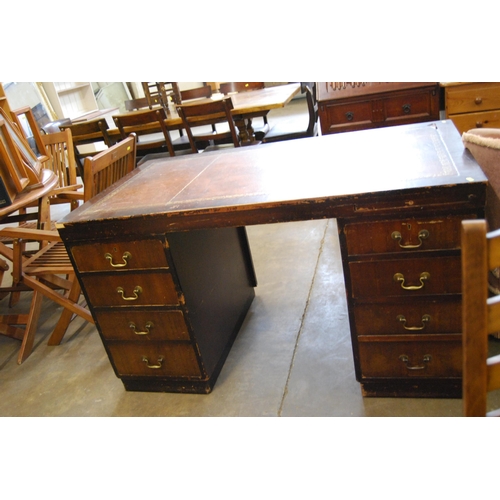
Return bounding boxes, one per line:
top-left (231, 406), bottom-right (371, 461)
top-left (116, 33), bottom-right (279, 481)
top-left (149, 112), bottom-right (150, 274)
top-left (58, 120), bottom-right (487, 398)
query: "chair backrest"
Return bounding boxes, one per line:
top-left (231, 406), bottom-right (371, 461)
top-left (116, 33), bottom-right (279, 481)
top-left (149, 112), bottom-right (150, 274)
top-left (219, 82), bottom-right (265, 94)
top-left (60, 118), bottom-right (112, 166)
top-left (304, 84), bottom-right (319, 137)
top-left (83, 134), bottom-right (137, 202)
top-left (461, 219), bottom-right (500, 416)
top-left (176, 97), bottom-right (240, 152)
top-left (112, 107), bottom-right (176, 156)
top-left (124, 97), bottom-right (152, 111)
top-left (180, 85), bottom-right (212, 102)
top-left (41, 128), bottom-right (78, 189)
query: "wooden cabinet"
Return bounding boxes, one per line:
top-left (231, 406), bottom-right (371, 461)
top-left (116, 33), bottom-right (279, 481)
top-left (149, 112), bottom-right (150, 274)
top-left (66, 231), bottom-right (256, 393)
top-left (317, 82), bottom-right (440, 135)
top-left (443, 82), bottom-right (500, 134)
top-left (339, 211), bottom-right (479, 397)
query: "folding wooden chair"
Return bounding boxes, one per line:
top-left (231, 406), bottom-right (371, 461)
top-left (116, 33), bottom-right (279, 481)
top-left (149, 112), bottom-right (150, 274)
top-left (0, 134), bottom-right (137, 363)
top-left (461, 219), bottom-right (500, 416)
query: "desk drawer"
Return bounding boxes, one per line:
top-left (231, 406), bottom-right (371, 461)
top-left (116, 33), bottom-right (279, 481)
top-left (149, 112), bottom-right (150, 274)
top-left (353, 299), bottom-right (461, 335)
top-left (446, 82), bottom-right (500, 114)
top-left (94, 309), bottom-right (190, 341)
top-left (71, 239), bottom-right (169, 272)
top-left (321, 100), bottom-right (373, 130)
top-left (384, 90), bottom-right (435, 120)
top-left (358, 335), bottom-right (462, 378)
top-left (349, 256), bottom-right (461, 299)
top-left (344, 216), bottom-right (464, 255)
top-left (81, 272), bottom-right (180, 306)
top-left (450, 110), bottom-right (500, 135)
top-left (107, 342), bottom-right (202, 378)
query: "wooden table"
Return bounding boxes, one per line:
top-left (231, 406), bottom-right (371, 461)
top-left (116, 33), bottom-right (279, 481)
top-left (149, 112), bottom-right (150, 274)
top-left (58, 120), bottom-right (486, 397)
top-left (108, 83), bottom-right (301, 145)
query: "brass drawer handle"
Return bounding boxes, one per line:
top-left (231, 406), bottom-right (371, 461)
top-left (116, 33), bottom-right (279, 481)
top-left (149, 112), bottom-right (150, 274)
top-left (397, 314), bottom-right (431, 330)
top-left (345, 111), bottom-right (354, 121)
top-left (399, 354), bottom-right (432, 370)
top-left (105, 251), bottom-right (131, 268)
top-left (402, 103), bottom-right (411, 114)
top-left (129, 321), bottom-right (154, 335)
top-left (142, 356), bottom-right (164, 369)
top-left (393, 272), bottom-right (430, 290)
top-left (116, 285), bottom-right (142, 301)
top-left (391, 229), bottom-right (429, 249)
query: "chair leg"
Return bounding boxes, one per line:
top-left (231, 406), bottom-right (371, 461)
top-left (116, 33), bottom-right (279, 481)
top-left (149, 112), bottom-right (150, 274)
top-left (17, 290), bottom-right (43, 364)
top-left (48, 280), bottom-right (84, 346)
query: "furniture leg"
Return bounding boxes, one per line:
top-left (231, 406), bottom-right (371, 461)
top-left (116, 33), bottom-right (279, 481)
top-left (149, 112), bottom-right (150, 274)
top-left (17, 290), bottom-right (43, 364)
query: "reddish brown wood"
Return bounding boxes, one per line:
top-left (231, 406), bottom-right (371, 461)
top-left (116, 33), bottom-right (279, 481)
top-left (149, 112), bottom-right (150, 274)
top-left (59, 120), bottom-right (487, 396)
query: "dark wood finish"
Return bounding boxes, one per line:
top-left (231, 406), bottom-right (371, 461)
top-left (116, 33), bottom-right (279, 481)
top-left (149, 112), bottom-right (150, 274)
top-left (59, 120), bottom-right (486, 397)
top-left (176, 97), bottom-right (241, 152)
top-left (461, 220), bottom-right (500, 416)
top-left (317, 82), bottom-right (440, 135)
top-left (112, 108), bottom-right (178, 159)
top-left (180, 85), bottom-right (213, 101)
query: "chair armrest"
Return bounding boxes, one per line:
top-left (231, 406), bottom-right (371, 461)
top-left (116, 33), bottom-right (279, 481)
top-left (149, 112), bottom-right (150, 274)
top-left (0, 227), bottom-right (62, 242)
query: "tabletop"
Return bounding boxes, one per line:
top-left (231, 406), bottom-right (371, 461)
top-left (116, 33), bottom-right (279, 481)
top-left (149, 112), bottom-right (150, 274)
top-left (60, 120), bottom-right (487, 235)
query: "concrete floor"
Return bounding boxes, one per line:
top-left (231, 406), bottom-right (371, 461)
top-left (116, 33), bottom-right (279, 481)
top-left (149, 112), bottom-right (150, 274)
top-left (1, 97), bottom-right (499, 417)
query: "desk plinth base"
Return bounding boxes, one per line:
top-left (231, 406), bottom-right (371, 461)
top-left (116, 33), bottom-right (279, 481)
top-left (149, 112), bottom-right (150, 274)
top-left (360, 378), bottom-right (462, 399)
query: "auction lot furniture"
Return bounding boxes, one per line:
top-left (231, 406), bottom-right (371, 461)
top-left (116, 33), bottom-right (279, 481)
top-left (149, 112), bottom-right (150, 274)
top-left (443, 82), bottom-right (500, 135)
top-left (58, 120), bottom-right (486, 397)
top-left (317, 82), bottom-right (440, 135)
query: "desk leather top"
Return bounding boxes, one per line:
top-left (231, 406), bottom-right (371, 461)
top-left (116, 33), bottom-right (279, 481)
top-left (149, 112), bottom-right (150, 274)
top-left (59, 120), bottom-right (487, 234)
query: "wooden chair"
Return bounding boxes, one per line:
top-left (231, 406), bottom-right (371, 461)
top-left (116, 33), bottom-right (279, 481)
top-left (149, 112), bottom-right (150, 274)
top-left (142, 82), bottom-right (181, 108)
top-left (262, 84), bottom-right (319, 143)
top-left (41, 129), bottom-right (84, 211)
top-left (176, 97), bottom-right (241, 153)
top-left (125, 96), bottom-right (154, 111)
top-left (180, 85), bottom-right (213, 102)
top-left (59, 118), bottom-right (113, 174)
top-left (83, 133), bottom-right (137, 201)
top-left (0, 134), bottom-right (138, 364)
top-left (10, 106), bottom-right (47, 159)
top-left (113, 107), bottom-right (182, 161)
top-left (219, 82), bottom-right (269, 139)
top-left (461, 219), bottom-right (500, 416)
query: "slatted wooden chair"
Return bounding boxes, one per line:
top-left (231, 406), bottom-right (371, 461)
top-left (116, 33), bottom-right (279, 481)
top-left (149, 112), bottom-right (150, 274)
top-left (176, 97), bottom-right (241, 153)
top-left (461, 219), bottom-right (500, 416)
top-left (113, 107), bottom-right (184, 161)
top-left (219, 82), bottom-right (269, 139)
top-left (0, 134), bottom-right (138, 364)
top-left (41, 128), bottom-right (84, 210)
top-left (262, 84), bottom-right (319, 143)
top-left (59, 118), bottom-right (113, 174)
top-left (125, 96), bottom-right (154, 111)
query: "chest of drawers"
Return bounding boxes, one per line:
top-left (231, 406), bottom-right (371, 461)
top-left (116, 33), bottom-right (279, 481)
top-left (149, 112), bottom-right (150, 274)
top-left (317, 82), bottom-right (440, 135)
top-left (65, 228), bottom-right (256, 393)
top-left (443, 82), bottom-right (500, 134)
top-left (338, 212), bottom-right (479, 397)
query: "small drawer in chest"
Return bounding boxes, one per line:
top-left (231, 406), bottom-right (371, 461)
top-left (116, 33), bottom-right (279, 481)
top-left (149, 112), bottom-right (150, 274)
top-left (357, 335), bottom-right (462, 378)
top-left (106, 342), bottom-right (202, 378)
